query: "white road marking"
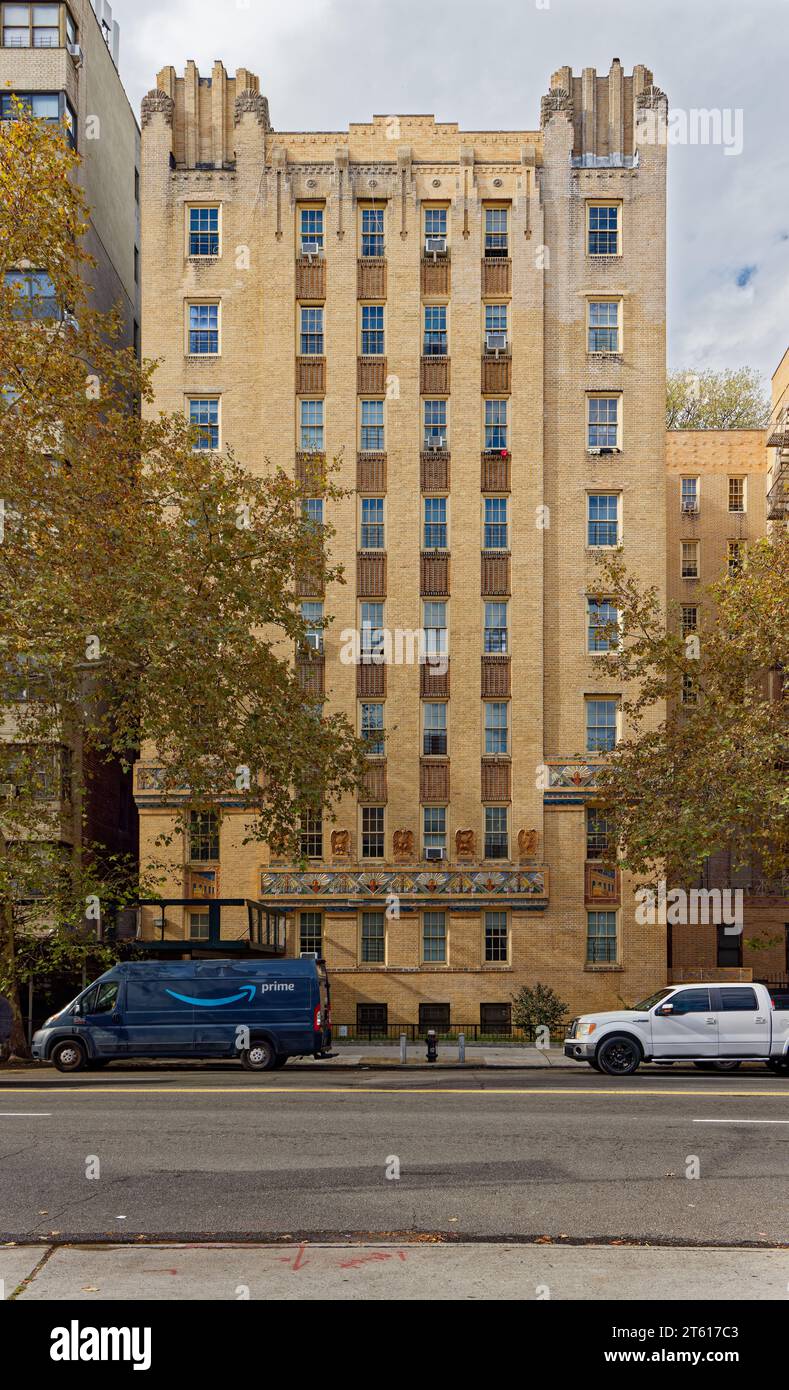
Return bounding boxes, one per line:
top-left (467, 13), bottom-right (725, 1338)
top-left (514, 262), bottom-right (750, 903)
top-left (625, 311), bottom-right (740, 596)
top-left (693, 1118), bottom-right (789, 1125)
top-left (0, 1112), bottom-right (51, 1117)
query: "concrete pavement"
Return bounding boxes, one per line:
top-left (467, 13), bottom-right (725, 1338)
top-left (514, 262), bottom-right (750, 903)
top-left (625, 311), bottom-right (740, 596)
top-left (4, 1241), bottom-right (789, 1300)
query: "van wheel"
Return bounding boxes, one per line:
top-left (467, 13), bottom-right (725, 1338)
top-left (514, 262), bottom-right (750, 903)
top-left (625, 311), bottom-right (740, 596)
top-left (241, 1041), bottom-right (276, 1071)
top-left (694, 1060), bottom-right (741, 1071)
top-left (51, 1040), bottom-right (86, 1073)
top-left (596, 1035), bottom-right (641, 1076)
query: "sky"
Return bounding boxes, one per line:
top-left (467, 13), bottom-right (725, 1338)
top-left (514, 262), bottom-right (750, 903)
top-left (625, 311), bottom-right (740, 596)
top-left (109, 0), bottom-right (789, 385)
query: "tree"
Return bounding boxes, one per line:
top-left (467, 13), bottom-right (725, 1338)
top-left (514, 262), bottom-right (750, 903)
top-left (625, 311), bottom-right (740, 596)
top-left (511, 982), bottom-right (568, 1039)
top-left (591, 533), bottom-right (789, 887)
top-left (0, 107), bottom-right (366, 1053)
top-left (667, 367), bottom-right (771, 430)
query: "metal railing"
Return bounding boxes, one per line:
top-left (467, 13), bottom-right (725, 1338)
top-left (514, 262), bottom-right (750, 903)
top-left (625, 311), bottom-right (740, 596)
top-left (334, 1022), bottom-right (568, 1044)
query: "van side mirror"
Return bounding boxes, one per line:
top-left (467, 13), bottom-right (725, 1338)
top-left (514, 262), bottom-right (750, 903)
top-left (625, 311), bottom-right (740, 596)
top-left (655, 1003), bottom-right (674, 1016)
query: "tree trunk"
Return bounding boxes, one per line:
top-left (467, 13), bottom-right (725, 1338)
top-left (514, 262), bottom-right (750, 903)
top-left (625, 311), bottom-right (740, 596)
top-left (0, 830), bottom-right (30, 1057)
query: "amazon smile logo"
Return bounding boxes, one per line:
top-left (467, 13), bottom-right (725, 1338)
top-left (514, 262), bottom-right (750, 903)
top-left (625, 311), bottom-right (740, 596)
top-left (164, 985), bottom-right (256, 1007)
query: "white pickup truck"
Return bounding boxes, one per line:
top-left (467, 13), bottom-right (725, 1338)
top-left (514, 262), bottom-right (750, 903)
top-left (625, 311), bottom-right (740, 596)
top-left (564, 982), bottom-right (789, 1075)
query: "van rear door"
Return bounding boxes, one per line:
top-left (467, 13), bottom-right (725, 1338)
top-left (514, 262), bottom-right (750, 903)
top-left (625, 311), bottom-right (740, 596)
top-left (317, 961), bottom-right (331, 1046)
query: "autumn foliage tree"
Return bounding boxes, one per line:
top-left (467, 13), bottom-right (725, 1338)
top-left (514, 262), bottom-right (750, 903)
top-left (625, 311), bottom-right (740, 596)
top-left (0, 107), bottom-right (365, 1051)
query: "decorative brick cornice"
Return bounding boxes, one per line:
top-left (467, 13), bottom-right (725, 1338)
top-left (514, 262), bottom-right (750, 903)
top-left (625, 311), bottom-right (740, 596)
top-left (635, 83), bottom-right (668, 111)
top-left (234, 89), bottom-right (271, 130)
top-left (540, 86), bottom-right (574, 128)
top-left (141, 89), bottom-right (174, 128)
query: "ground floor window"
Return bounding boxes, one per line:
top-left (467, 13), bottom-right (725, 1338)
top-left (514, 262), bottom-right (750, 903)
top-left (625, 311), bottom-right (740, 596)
top-left (586, 910), bottom-right (617, 964)
top-left (361, 909), bottom-right (385, 963)
top-left (299, 911), bottom-right (322, 956)
top-left (357, 1002), bottom-right (388, 1035)
top-left (419, 1002), bottom-right (450, 1034)
top-left (480, 1002), bottom-right (511, 1035)
top-left (422, 910), bottom-right (447, 963)
top-left (189, 910), bottom-right (209, 941)
top-left (484, 910), bottom-right (508, 962)
top-left (716, 922), bottom-right (742, 968)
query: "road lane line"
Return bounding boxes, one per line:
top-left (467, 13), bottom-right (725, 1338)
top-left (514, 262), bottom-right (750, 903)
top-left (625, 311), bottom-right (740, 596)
top-left (0, 1112), bottom-right (52, 1117)
top-left (693, 1118), bottom-right (789, 1125)
top-left (0, 1086), bottom-right (787, 1098)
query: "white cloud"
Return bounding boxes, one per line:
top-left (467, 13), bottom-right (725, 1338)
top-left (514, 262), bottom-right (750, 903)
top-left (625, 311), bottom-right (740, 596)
top-left (110, 0), bottom-right (789, 378)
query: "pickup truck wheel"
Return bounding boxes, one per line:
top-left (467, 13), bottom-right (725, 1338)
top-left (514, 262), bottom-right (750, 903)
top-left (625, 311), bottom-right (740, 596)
top-left (767, 1058), bottom-right (789, 1073)
top-left (51, 1040), bottom-right (86, 1073)
top-left (694, 1059), bottom-right (741, 1071)
top-left (587, 1058), bottom-right (602, 1072)
top-left (241, 1041), bottom-right (276, 1071)
top-left (596, 1034), bottom-right (641, 1076)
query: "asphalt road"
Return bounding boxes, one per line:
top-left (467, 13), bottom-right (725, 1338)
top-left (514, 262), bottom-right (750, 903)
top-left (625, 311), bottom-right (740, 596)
top-left (1, 1066), bottom-right (788, 1245)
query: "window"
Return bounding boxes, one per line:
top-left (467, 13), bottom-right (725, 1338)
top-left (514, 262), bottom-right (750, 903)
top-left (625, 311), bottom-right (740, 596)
top-left (300, 207), bottom-right (324, 252)
top-left (423, 399), bottom-right (447, 449)
top-left (188, 206), bottom-right (219, 257)
top-left (133, 246), bottom-right (139, 284)
top-left (484, 701), bottom-right (509, 755)
top-left (484, 206), bottom-right (508, 256)
top-left (361, 906), bottom-right (386, 961)
top-left (303, 497), bottom-right (324, 530)
top-left (361, 701), bottom-right (384, 754)
top-left (587, 395), bottom-right (620, 450)
top-left (586, 698), bottom-right (618, 753)
top-left (587, 598), bottom-right (619, 653)
top-left (718, 925), bottom-right (743, 969)
top-left (423, 303), bottom-right (447, 356)
top-left (422, 910), bottom-right (447, 963)
top-left (3, 269), bottom-right (58, 319)
top-left (424, 207), bottom-right (447, 242)
top-left (189, 810), bottom-right (219, 862)
top-left (361, 910), bottom-right (385, 963)
top-left (361, 304), bottom-right (384, 355)
top-left (360, 399), bottom-right (384, 451)
top-left (299, 306), bottom-right (323, 355)
top-left (669, 988), bottom-right (711, 1015)
top-left (586, 808), bottom-right (611, 860)
top-left (134, 168), bottom-right (140, 204)
top-left (681, 605), bottom-right (698, 637)
top-left (299, 911), bottom-right (322, 955)
top-left (422, 703), bottom-right (447, 756)
top-left (360, 206), bottom-right (384, 258)
top-left (720, 986), bottom-right (757, 1011)
top-left (587, 202), bottom-right (620, 256)
top-left (588, 299), bottom-right (621, 352)
top-left (483, 497), bottom-right (508, 550)
top-left (423, 496), bottom-right (448, 550)
top-left (1, 90), bottom-right (75, 144)
top-left (301, 601), bottom-right (324, 652)
top-left (423, 806), bottom-right (446, 854)
top-left (484, 910), bottom-right (508, 962)
top-left (188, 303), bottom-right (219, 355)
top-left (360, 601), bottom-right (384, 658)
top-left (3, 3), bottom-right (60, 48)
top-left (681, 541), bottom-right (699, 579)
top-left (300, 399), bottom-right (324, 450)
top-left (484, 806), bottom-right (509, 859)
top-left (587, 910), bottom-right (617, 963)
top-left (485, 303), bottom-right (508, 334)
top-left (188, 397), bottom-right (219, 450)
top-left (423, 601), bottom-right (447, 658)
top-left (300, 811), bottom-right (323, 858)
top-left (361, 806), bottom-right (384, 859)
top-left (485, 399), bottom-right (508, 451)
top-left (728, 540), bottom-right (744, 573)
top-left (484, 602), bottom-right (508, 654)
top-left (189, 911), bottom-right (210, 941)
top-left (728, 477), bottom-right (746, 512)
top-left (587, 493), bottom-right (620, 547)
top-left (681, 673), bottom-right (698, 706)
top-left (360, 497), bottom-right (384, 550)
top-left (680, 477), bottom-right (699, 513)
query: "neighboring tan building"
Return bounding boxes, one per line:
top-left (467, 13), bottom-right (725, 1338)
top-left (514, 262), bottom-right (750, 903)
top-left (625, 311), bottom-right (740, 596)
top-left (136, 59), bottom-right (670, 1028)
top-left (665, 428), bottom-right (787, 983)
top-left (767, 346), bottom-right (789, 527)
top-left (0, 0), bottom-right (140, 874)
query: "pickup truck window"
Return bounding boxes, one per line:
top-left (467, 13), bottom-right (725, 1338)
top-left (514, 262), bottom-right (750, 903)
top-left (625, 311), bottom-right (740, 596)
top-left (634, 989), bottom-right (672, 1010)
top-left (670, 989), bottom-right (710, 1014)
top-left (719, 987), bottom-right (758, 1011)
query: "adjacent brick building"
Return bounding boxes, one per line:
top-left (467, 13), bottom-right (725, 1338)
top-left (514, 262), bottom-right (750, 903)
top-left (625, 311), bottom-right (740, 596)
top-left (136, 58), bottom-right (675, 1026)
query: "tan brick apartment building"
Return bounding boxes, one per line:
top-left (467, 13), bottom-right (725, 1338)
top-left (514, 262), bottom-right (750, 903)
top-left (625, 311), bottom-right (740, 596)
top-left (136, 59), bottom-right (673, 1028)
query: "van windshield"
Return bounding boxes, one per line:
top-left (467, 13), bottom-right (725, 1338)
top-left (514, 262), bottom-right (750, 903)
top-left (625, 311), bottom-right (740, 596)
top-left (633, 988), bottom-right (673, 1011)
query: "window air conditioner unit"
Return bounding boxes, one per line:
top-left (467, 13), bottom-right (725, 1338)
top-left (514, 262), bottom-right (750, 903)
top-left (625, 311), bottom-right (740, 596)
top-left (300, 951), bottom-right (319, 959)
top-left (485, 332), bottom-right (507, 354)
top-left (587, 447), bottom-right (602, 455)
top-left (301, 241), bottom-right (320, 259)
top-left (426, 436), bottom-right (446, 452)
top-left (425, 236), bottom-right (447, 257)
top-left (67, 42), bottom-right (83, 63)
top-left (424, 847), bottom-right (445, 861)
top-left (681, 500), bottom-right (699, 513)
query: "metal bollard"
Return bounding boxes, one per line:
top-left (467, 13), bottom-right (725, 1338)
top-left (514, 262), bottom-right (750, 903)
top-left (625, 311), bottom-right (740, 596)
top-left (426, 1028), bottom-right (438, 1063)
top-left (458, 1032), bottom-right (465, 1064)
top-left (399, 1032), bottom-right (407, 1066)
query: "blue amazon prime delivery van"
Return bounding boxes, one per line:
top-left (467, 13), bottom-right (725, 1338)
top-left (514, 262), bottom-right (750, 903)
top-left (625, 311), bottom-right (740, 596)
top-left (31, 958), bottom-right (332, 1073)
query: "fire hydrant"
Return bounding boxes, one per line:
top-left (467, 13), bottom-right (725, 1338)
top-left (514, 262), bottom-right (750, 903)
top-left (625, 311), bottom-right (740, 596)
top-left (426, 1028), bottom-right (438, 1063)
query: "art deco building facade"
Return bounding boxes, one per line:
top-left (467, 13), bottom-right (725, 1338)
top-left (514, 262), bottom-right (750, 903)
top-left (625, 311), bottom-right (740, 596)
top-left (136, 59), bottom-right (669, 1027)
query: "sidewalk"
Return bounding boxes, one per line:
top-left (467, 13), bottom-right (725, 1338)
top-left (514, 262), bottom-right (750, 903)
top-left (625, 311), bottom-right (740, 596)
top-left (314, 1043), bottom-right (577, 1069)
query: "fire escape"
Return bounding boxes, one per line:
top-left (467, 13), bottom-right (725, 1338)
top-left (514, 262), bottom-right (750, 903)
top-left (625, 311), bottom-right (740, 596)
top-left (767, 407), bottom-right (789, 520)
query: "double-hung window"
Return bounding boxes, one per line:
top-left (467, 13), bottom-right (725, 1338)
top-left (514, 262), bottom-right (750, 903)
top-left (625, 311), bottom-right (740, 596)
top-left (188, 303), bottom-right (219, 354)
top-left (484, 911), bottom-right (508, 962)
top-left (422, 910), bottom-right (447, 962)
top-left (189, 810), bottom-right (219, 862)
top-left (484, 602), bottom-right (508, 654)
top-left (361, 702), bottom-right (384, 754)
top-left (587, 494), bottom-right (619, 547)
top-left (424, 207), bottom-right (447, 245)
top-left (423, 304), bottom-right (447, 356)
top-left (587, 911), bottom-right (617, 963)
top-left (586, 808), bottom-right (611, 860)
top-left (4, 269), bottom-right (58, 320)
top-left (587, 203), bottom-right (620, 256)
top-left (423, 806), bottom-right (447, 854)
top-left (585, 699), bottom-right (618, 753)
top-left (423, 601), bottom-right (447, 658)
top-left (189, 397), bottom-right (219, 451)
top-left (300, 811), bottom-right (323, 858)
top-left (360, 602), bottom-right (385, 659)
top-left (484, 497), bottom-right (508, 550)
top-left (361, 206), bottom-right (384, 257)
top-left (301, 601), bottom-right (324, 652)
top-left (422, 703), bottom-right (447, 756)
top-left (681, 477), bottom-right (699, 513)
top-left (587, 395), bottom-right (620, 450)
top-left (300, 399), bottom-right (324, 450)
top-left (681, 541), bottom-right (700, 579)
top-left (300, 207), bottom-right (324, 253)
top-left (361, 807), bottom-right (385, 859)
top-left (361, 304), bottom-right (384, 355)
top-left (360, 497), bottom-right (384, 550)
top-left (588, 300), bottom-right (621, 352)
top-left (299, 911), bottom-right (323, 955)
top-left (424, 399), bottom-right (447, 450)
top-left (300, 306), bottom-right (324, 355)
top-left (189, 206), bottom-right (219, 257)
top-left (303, 497), bottom-right (324, 531)
top-left (423, 496), bottom-right (448, 550)
top-left (484, 207), bottom-right (508, 256)
top-left (587, 598), bottom-right (619, 653)
top-left (485, 399), bottom-right (508, 451)
top-left (360, 399), bottom-right (384, 451)
top-left (484, 807), bottom-right (508, 859)
top-left (361, 910), bottom-right (385, 962)
top-left (484, 701), bottom-right (508, 755)
top-left (728, 477), bottom-right (745, 512)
